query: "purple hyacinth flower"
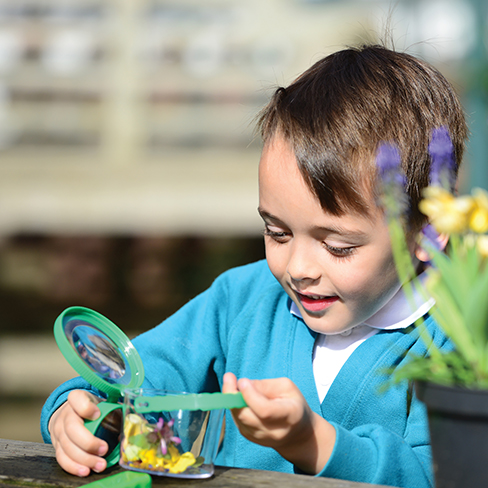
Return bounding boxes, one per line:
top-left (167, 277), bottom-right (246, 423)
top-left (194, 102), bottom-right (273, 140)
top-left (428, 127), bottom-right (456, 189)
top-left (375, 142), bottom-right (408, 217)
top-left (421, 223), bottom-right (442, 252)
top-left (376, 143), bottom-right (404, 187)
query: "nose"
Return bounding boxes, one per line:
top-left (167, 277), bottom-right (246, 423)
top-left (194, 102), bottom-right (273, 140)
top-left (286, 240), bottom-right (321, 285)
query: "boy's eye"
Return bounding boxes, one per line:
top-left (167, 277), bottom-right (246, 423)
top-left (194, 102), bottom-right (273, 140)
top-left (323, 242), bottom-right (356, 258)
top-left (263, 227), bottom-right (291, 243)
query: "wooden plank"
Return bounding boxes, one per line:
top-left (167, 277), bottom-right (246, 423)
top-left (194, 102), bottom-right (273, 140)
top-left (0, 439), bottom-right (389, 488)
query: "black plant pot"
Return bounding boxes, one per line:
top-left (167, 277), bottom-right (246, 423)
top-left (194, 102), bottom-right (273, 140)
top-left (415, 381), bottom-right (488, 488)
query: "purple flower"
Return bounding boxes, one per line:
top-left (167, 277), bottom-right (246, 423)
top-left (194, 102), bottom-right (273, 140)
top-left (428, 127), bottom-right (456, 189)
top-left (147, 417), bottom-right (182, 455)
top-left (375, 143), bottom-right (408, 217)
top-left (376, 143), bottom-right (403, 181)
top-left (421, 223), bottom-right (443, 252)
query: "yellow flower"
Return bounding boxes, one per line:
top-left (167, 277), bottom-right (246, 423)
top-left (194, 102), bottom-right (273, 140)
top-left (161, 445), bottom-right (197, 473)
top-left (167, 443), bottom-right (181, 461)
top-left (122, 414), bottom-right (146, 457)
top-left (469, 188), bottom-right (488, 234)
top-left (168, 452), bottom-right (197, 474)
top-left (477, 235), bottom-right (488, 258)
top-left (419, 186), bottom-right (451, 215)
top-left (129, 443), bottom-right (197, 475)
top-left (139, 448), bottom-right (157, 468)
top-left (123, 413), bottom-right (145, 439)
top-left (419, 187), bottom-right (474, 234)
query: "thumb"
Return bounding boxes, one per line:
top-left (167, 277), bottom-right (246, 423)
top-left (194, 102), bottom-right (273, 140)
top-left (236, 378), bottom-right (268, 410)
top-left (222, 372), bottom-right (239, 394)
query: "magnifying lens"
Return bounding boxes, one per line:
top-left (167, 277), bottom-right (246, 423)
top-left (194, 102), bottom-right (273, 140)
top-left (54, 306), bottom-right (246, 467)
top-left (54, 306), bottom-right (144, 467)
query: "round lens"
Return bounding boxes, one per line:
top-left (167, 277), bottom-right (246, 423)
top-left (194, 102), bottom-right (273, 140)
top-left (64, 319), bottom-right (130, 384)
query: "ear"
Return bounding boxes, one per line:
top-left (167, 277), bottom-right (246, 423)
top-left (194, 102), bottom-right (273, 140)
top-left (415, 224), bottom-right (449, 262)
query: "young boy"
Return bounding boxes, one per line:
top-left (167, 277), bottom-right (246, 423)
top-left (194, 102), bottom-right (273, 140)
top-left (41, 44), bottom-right (467, 487)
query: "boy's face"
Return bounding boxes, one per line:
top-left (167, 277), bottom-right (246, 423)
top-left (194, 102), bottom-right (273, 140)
top-left (258, 135), bottom-right (402, 335)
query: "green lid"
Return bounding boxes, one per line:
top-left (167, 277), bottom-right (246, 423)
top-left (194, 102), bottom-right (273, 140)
top-left (54, 306), bottom-right (144, 401)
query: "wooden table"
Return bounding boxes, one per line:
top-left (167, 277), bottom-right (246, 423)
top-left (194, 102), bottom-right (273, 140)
top-left (0, 439), bottom-right (392, 488)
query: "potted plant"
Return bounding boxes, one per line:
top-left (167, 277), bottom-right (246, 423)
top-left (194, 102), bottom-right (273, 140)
top-left (376, 127), bottom-right (488, 488)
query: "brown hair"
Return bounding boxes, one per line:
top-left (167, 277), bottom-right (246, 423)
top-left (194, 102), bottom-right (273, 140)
top-left (257, 44), bottom-right (468, 232)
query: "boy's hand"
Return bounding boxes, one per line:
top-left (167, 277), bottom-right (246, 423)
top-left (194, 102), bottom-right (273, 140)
top-left (48, 390), bottom-right (108, 477)
top-left (223, 372), bottom-right (336, 474)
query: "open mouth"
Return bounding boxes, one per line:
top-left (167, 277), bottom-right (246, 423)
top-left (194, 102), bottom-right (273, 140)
top-left (295, 291), bottom-right (339, 313)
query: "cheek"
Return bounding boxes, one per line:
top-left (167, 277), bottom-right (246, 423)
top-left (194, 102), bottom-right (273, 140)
top-left (337, 251), bottom-right (399, 300)
top-left (264, 242), bottom-right (287, 281)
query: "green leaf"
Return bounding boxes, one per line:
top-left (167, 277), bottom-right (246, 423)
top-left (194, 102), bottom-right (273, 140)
top-left (193, 456), bottom-right (205, 468)
top-left (427, 277), bottom-right (478, 364)
top-left (465, 240), bottom-right (481, 283)
top-left (388, 221), bottom-right (416, 279)
top-left (464, 266), bottom-right (488, 371)
top-left (128, 433), bottom-right (152, 450)
top-left (430, 250), bottom-right (468, 314)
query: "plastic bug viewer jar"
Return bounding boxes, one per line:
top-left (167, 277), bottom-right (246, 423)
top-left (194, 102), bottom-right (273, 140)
top-left (120, 389), bottom-right (225, 478)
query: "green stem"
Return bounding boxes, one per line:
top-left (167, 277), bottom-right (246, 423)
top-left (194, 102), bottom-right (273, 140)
top-left (387, 219), bottom-right (441, 358)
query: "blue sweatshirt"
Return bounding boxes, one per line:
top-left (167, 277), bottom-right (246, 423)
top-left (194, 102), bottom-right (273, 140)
top-left (41, 260), bottom-right (449, 488)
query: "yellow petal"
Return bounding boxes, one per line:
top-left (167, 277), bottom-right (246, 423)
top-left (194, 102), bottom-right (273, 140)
top-left (419, 188), bottom-right (462, 221)
top-left (168, 444), bottom-right (181, 462)
top-left (472, 188), bottom-right (488, 209)
top-left (469, 207), bottom-right (488, 233)
top-left (477, 235), bottom-right (488, 258)
top-left (452, 196), bottom-right (475, 215)
top-left (153, 455), bottom-right (168, 469)
top-left (139, 448), bottom-right (157, 466)
top-left (431, 212), bottom-right (468, 234)
top-left (419, 198), bottom-right (444, 218)
top-left (124, 414), bottom-right (145, 438)
top-left (168, 452), bottom-right (196, 474)
top-left (423, 186), bottom-right (452, 201)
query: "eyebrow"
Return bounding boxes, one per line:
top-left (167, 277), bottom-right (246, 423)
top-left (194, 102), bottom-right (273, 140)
top-left (257, 207), bottom-right (369, 239)
top-left (258, 208), bottom-right (285, 225)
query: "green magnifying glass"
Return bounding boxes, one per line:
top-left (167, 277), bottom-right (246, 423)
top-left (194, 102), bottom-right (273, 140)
top-left (54, 306), bottom-right (246, 467)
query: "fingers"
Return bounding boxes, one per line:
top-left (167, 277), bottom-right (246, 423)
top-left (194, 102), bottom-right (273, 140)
top-left (237, 377), bottom-right (299, 419)
top-left (50, 390), bottom-right (109, 477)
top-left (241, 377), bottom-right (297, 400)
top-left (223, 374), bottom-right (301, 418)
top-left (54, 430), bottom-right (107, 477)
top-left (234, 379), bottom-right (288, 428)
top-left (68, 390), bottom-right (101, 421)
top-left (235, 379), bottom-right (269, 415)
top-left (222, 372), bottom-right (238, 394)
top-left (225, 376), bottom-right (310, 448)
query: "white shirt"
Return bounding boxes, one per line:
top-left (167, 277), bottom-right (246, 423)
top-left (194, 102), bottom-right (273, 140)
top-left (290, 273), bottom-right (434, 402)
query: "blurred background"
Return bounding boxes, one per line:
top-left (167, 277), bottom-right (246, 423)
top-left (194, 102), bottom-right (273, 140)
top-left (0, 0), bottom-right (486, 442)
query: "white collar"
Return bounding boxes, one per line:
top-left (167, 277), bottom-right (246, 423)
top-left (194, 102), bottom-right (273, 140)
top-left (289, 271), bottom-right (434, 332)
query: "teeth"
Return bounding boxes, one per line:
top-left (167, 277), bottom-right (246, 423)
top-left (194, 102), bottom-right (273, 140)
top-left (304, 294), bottom-right (325, 300)
top-left (295, 289), bottom-right (333, 300)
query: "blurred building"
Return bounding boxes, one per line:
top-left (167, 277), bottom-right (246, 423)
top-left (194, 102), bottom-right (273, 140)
top-left (0, 0), bottom-right (379, 238)
top-left (0, 0), bottom-right (389, 331)
top-left (0, 0), bottom-right (481, 238)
